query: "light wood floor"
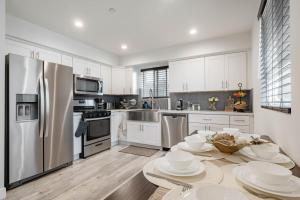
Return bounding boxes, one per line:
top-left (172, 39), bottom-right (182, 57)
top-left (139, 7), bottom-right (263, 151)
top-left (6, 145), bottom-right (163, 200)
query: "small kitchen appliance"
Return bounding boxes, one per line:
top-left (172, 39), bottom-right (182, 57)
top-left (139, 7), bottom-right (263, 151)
top-left (176, 99), bottom-right (184, 110)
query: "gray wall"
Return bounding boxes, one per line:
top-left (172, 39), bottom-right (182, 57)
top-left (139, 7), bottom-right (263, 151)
top-left (0, 0), bottom-right (6, 198)
top-left (170, 90), bottom-right (253, 112)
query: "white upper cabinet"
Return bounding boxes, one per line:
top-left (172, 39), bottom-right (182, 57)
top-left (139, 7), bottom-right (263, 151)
top-left (112, 68), bottom-right (126, 94)
top-left (125, 68), bottom-right (138, 95)
top-left (169, 57), bottom-right (205, 92)
top-left (101, 64), bottom-right (112, 94)
top-left (61, 55), bottom-right (73, 67)
top-left (5, 40), bottom-right (35, 58)
top-left (205, 55), bottom-right (226, 91)
top-left (225, 52), bottom-right (247, 90)
top-left (35, 47), bottom-right (62, 64)
top-left (169, 59), bottom-right (188, 92)
top-left (73, 57), bottom-right (101, 78)
top-left (186, 58), bottom-right (205, 92)
top-left (112, 67), bottom-right (137, 95)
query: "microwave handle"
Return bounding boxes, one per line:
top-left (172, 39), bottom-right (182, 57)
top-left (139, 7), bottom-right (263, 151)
top-left (98, 80), bottom-right (103, 93)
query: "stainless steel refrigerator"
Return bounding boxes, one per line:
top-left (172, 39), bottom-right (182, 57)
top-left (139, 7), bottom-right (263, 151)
top-left (5, 54), bottom-right (73, 189)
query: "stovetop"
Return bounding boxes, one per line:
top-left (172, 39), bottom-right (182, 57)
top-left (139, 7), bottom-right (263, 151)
top-left (74, 109), bottom-right (111, 118)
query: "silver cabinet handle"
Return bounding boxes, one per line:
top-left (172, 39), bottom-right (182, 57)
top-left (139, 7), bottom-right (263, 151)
top-left (222, 81), bottom-right (224, 89)
top-left (31, 51), bottom-right (35, 58)
top-left (39, 78), bottom-right (45, 138)
top-left (182, 83), bottom-right (184, 91)
top-left (234, 120), bottom-right (245, 122)
top-left (44, 78), bottom-right (50, 138)
top-left (186, 83), bottom-right (188, 91)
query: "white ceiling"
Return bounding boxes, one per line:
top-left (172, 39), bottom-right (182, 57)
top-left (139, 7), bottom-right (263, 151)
top-left (6, 0), bottom-right (260, 56)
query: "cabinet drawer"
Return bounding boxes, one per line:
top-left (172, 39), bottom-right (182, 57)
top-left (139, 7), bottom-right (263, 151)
top-left (189, 114), bottom-right (229, 124)
top-left (230, 125), bottom-right (250, 133)
top-left (230, 116), bottom-right (249, 126)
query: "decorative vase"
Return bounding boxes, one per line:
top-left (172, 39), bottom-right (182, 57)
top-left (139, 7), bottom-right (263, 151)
top-left (209, 102), bottom-right (217, 111)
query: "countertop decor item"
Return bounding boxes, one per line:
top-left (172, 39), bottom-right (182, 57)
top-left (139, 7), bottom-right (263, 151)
top-left (233, 83), bottom-right (248, 112)
top-left (225, 96), bottom-right (235, 112)
top-left (208, 97), bottom-right (219, 111)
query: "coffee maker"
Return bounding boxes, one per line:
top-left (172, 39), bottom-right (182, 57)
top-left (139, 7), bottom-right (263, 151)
top-left (176, 99), bottom-right (184, 110)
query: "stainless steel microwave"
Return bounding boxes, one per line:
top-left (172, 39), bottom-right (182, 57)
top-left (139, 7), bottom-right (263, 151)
top-left (74, 74), bottom-right (103, 95)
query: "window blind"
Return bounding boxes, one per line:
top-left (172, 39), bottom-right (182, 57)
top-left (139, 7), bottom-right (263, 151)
top-left (140, 66), bottom-right (169, 98)
top-left (260, 0), bottom-right (291, 113)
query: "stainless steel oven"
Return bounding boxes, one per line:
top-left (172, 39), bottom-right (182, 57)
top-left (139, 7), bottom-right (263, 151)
top-left (74, 74), bottom-right (103, 95)
top-left (81, 111), bottom-right (111, 158)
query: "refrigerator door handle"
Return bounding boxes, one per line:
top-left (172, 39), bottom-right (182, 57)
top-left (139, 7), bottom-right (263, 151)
top-left (39, 78), bottom-right (45, 138)
top-left (44, 78), bottom-right (50, 138)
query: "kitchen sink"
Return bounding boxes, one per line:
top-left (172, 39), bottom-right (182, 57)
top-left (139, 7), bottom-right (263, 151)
top-left (127, 110), bottom-right (160, 122)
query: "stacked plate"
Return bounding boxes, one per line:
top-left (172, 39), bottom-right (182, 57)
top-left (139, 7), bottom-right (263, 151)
top-left (154, 151), bottom-right (205, 177)
top-left (234, 161), bottom-right (300, 198)
top-left (163, 184), bottom-right (249, 200)
top-left (239, 144), bottom-right (291, 164)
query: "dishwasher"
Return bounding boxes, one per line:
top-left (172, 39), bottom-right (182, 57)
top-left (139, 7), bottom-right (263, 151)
top-left (161, 113), bottom-right (188, 149)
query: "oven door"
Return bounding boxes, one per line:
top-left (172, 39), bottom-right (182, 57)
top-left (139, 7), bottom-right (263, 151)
top-left (74, 75), bottom-right (103, 95)
top-left (84, 117), bottom-right (111, 145)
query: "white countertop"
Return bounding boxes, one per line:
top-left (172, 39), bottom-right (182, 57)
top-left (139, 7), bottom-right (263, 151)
top-left (109, 109), bottom-right (254, 116)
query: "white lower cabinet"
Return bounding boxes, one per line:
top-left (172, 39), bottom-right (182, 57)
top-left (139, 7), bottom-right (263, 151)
top-left (188, 114), bottom-right (252, 134)
top-left (127, 121), bottom-right (161, 147)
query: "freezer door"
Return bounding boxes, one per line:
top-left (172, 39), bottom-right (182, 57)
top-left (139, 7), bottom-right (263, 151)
top-left (6, 54), bottom-right (44, 184)
top-left (44, 62), bottom-right (73, 171)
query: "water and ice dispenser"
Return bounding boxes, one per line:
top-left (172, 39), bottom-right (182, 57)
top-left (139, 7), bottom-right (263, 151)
top-left (16, 94), bottom-right (38, 122)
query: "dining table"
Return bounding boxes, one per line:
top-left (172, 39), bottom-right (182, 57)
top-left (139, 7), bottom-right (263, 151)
top-left (104, 136), bottom-right (300, 200)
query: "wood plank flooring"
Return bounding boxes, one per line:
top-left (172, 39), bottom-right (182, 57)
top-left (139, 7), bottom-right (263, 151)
top-left (6, 145), bottom-right (164, 200)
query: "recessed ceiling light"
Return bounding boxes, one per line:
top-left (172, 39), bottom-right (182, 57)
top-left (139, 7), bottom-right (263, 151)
top-left (74, 19), bottom-right (84, 28)
top-left (121, 44), bottom-right (128, 50)
top-left (189, 28), bottom-right (197, 35)
top-left (108, 8), bottom-right (117, 14)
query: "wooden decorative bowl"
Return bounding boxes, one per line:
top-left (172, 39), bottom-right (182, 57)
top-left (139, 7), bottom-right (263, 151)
top-left (213, 140), bottom-right (247, 154)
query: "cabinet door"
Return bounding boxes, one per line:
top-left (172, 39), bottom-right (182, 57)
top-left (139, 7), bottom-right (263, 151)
top-left (61, 55), bottom-right (73, 67)
top-left (35, 48), bottom-right (61, 64)
top-left (127, 122), bottom-right (142, 143)
top-left (125, 68), bottom-right (138, 94)
top-left (88, 62), bottom-right (101, 78)
top-left (110, 112), bottom-right (120, 145)
top-left (142, 123), bottom-right (161, 146)
top-left (186, 58), bottom-right (205, 92)
top-left (112, 68), bottom-right (125, 94)
top-left (225, 52), bottom-right (247, 90)
top-left (205, 55), bottom-right (225, 91)
top-left (169, 60), bottom-right (187, 92)
top-left (73, 58), bottom-right (87, 75)
top-left (101, 64), bottom-right (112, 94)
top-left (5, 39), bottom-right (34, 58)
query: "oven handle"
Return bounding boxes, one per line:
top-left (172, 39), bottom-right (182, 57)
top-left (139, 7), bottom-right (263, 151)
top-left (84, 116), bottom-right (111, 122)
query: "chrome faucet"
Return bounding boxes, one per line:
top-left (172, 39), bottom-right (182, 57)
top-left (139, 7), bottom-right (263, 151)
top-left (149, 88), bottom-right (154, 109)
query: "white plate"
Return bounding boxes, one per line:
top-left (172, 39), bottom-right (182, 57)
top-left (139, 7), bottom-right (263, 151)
top-left (178, 142), bottom-right (214, 153)
top-left (163, 184), bottom-right (249, 200)
top-left (239, 146), bottom-right (291, 164)
top-left (154, 157), bottom-right (205, 177)
top-left (234, 166), bottom-right (300, 197)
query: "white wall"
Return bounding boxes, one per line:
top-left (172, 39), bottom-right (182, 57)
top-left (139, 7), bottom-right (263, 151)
top-left (120, 32), bottom-right (251, 67)
top-left (0, 0), bottom-right (6, 199)
top-left (6, 15), bottom-right (119, 66)
top-left (251, 0), bottom-right (300, 165)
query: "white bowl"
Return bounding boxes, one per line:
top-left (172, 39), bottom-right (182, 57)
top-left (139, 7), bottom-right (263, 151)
top-left (250, 143), bottom-right (280, 159)
top-left (222, 128), bottom-right (240, 136)
top-left (165, 151), bottom-right (195, 170)
top-left (248, 161), bottom-right (292, 185)
top-left (197, 130), bottom-right (216, 137)
top-left (184, 135), bottom-right (206, 150)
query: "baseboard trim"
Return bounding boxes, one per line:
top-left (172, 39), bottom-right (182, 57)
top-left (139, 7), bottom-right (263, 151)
top-left (0, 187), bottom-right (6, 200)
